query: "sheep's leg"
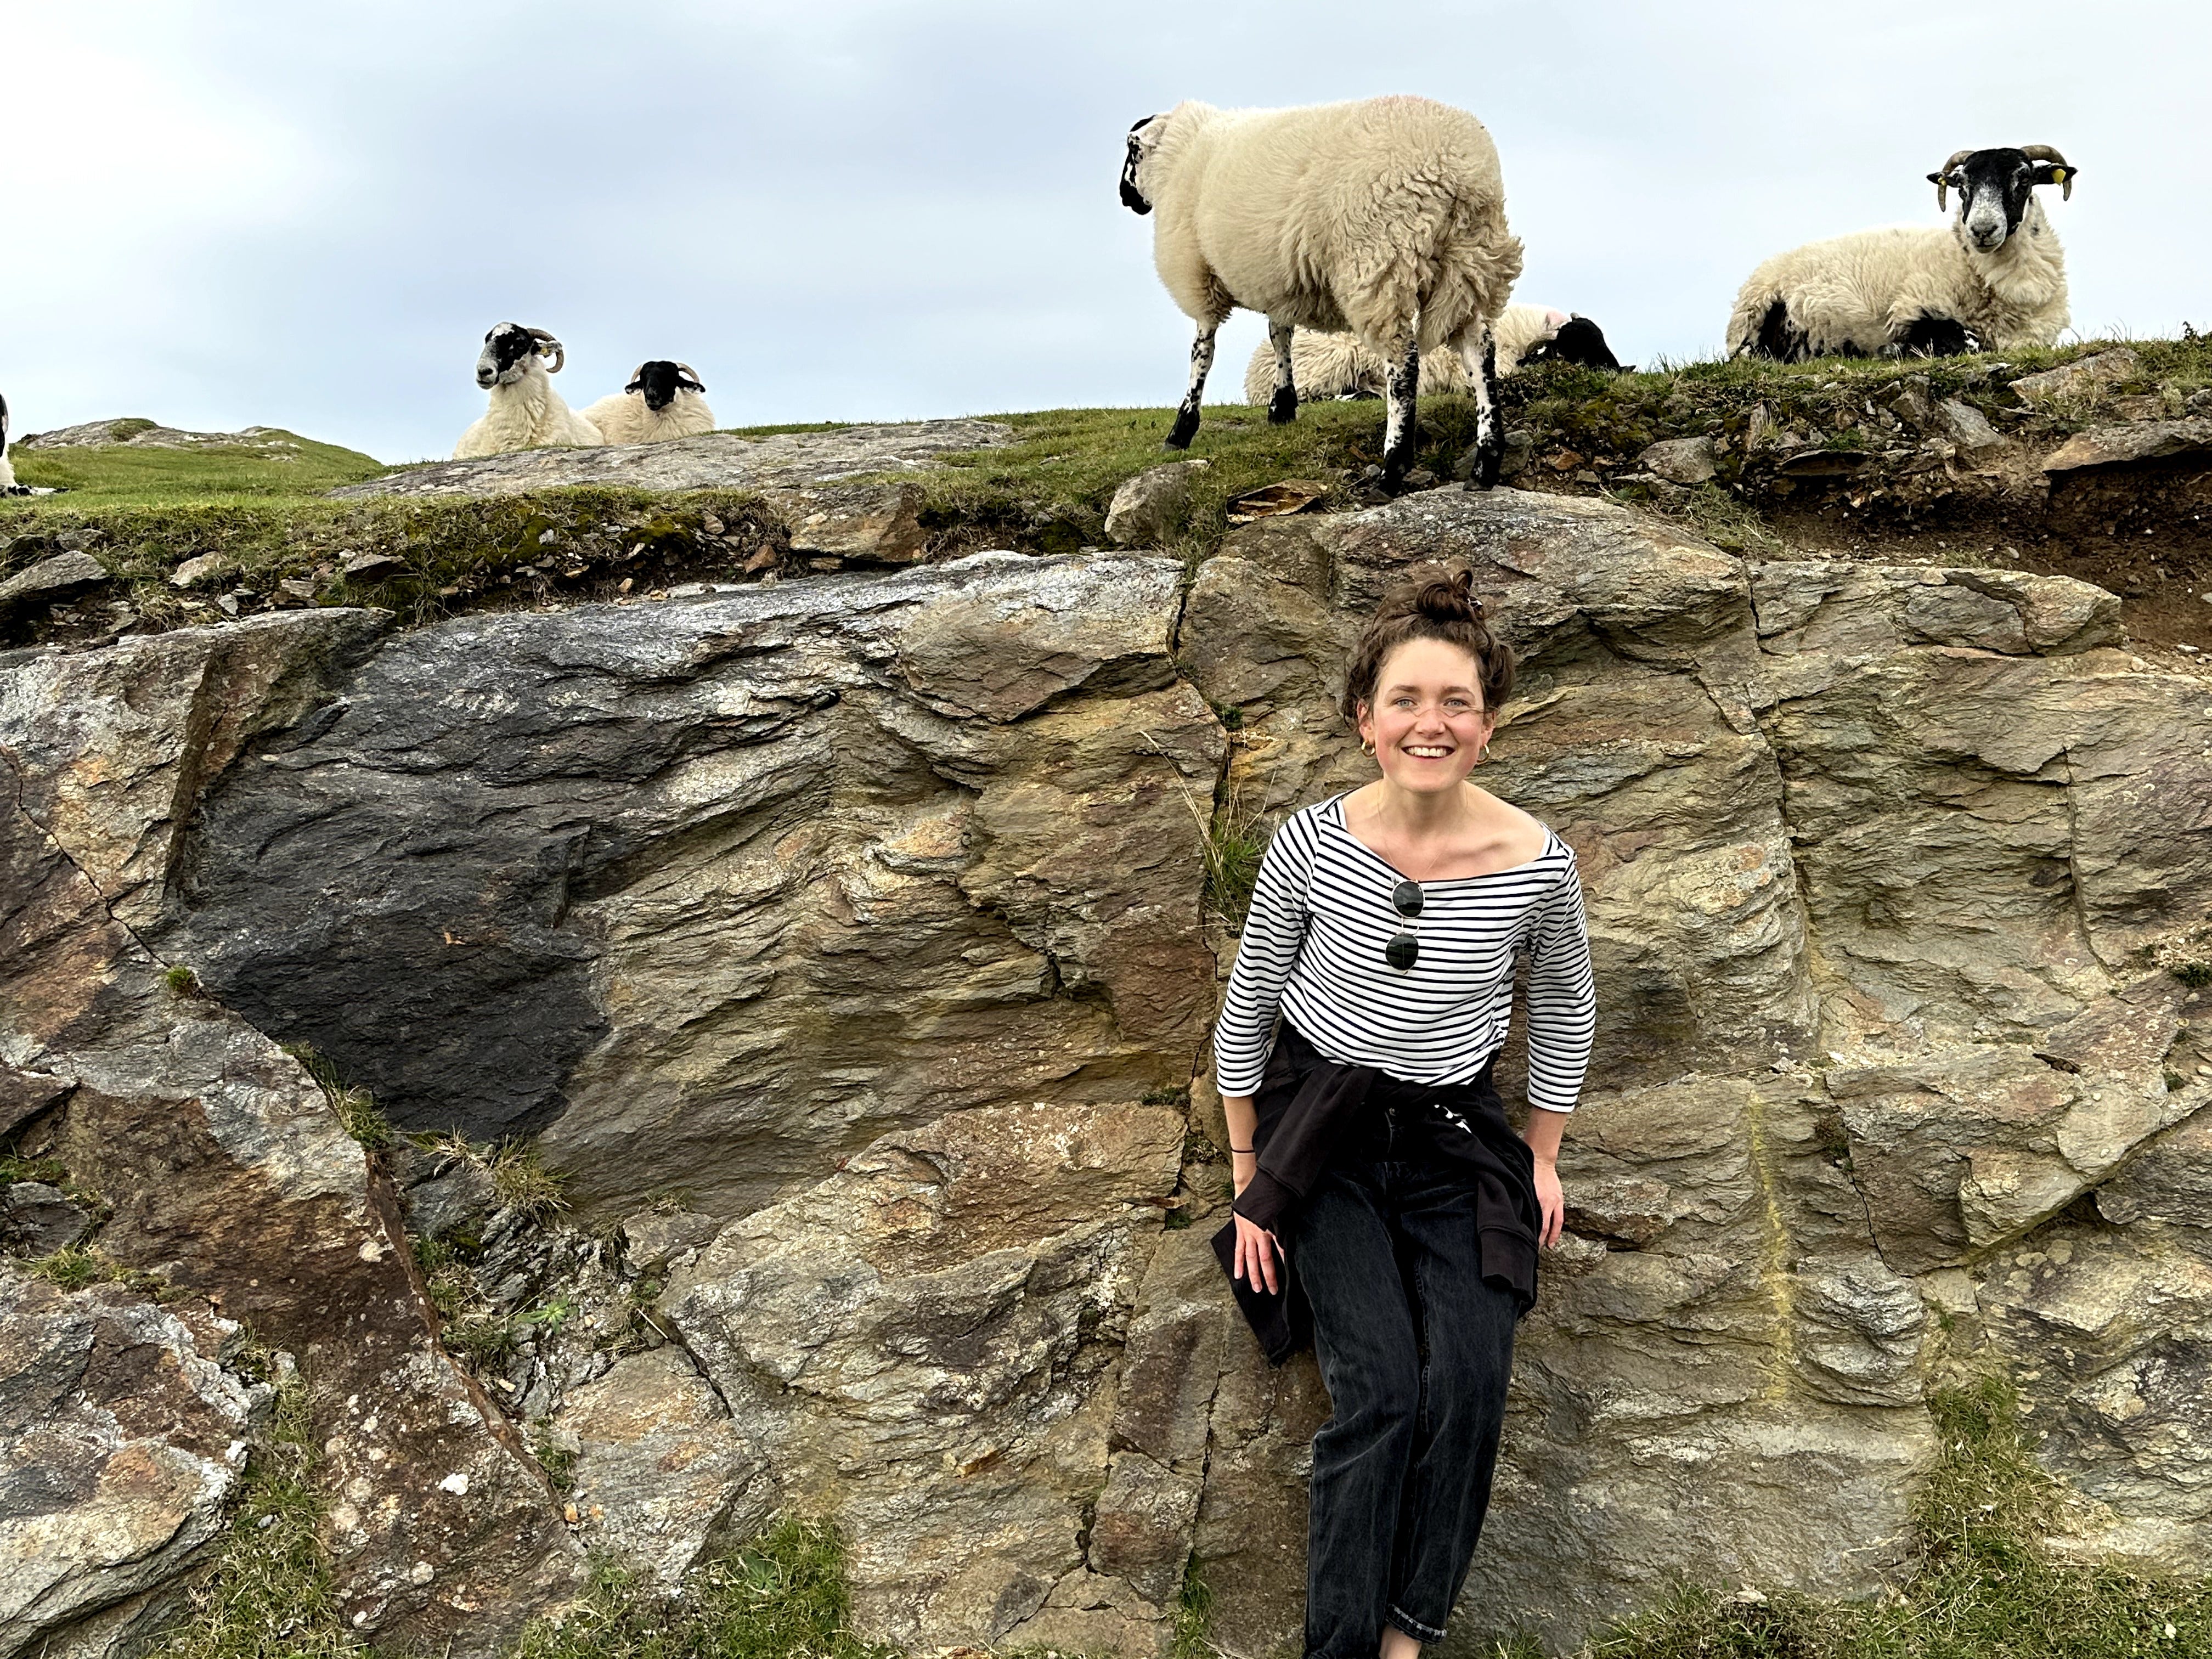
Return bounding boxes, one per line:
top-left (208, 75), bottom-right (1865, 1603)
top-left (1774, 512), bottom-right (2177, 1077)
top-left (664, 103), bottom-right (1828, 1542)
top-left (1165, 322), bottom-right (1218, 450)
top-left (1266, 318), bottom-right (1298, 424)
top-left (1452, 319), bottom-right (1504, 489)
top-left (1381, 331), bottom-right (1420, 487)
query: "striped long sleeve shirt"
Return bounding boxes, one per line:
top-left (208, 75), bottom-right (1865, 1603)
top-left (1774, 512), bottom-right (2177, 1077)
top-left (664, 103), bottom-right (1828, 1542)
top-left (1212, 795), bottom-right (1598, 1111)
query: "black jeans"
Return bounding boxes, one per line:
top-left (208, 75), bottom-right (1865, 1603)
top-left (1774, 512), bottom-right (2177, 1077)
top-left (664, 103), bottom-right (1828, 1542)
top-left (1290, 1115), bottom-right (1520, 1657)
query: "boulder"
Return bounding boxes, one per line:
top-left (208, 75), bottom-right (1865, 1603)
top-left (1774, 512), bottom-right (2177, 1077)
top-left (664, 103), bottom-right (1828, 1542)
top-left (0, 552), bottom-right (109, 623)
top-left (2039, 418), bottom-right (2212, 473)
top-left (664, 1099), bottom-right (1184, 1651)
top-left (559, 1347), bottom-right (771, 1591)
top-left (2010, 347), bottom-right (2141, 405)
top-left (331, 419), bottom-right (1012, 500)
top-left (0, 1277), bottom-right (264, 1659)
top-left (1105, 460), bottom-right (1207, 546)
top-left (764, 480), bottom-right (929, 563)
top-left (1638, 436), bottom-right (1717, 484)
top-left (148, 553), bottom-right (1221, 1218)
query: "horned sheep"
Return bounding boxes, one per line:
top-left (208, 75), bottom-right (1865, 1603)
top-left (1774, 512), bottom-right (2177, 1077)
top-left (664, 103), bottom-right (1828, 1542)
top-left (1726, 146), bottom-right (2077, 360)
top-left (453, 323), bottom-right (605, 459)
top-left (1121, 94), bottom-right (1523, 487)
top-left (580, 361), bottom-right (715, 446)
top-left (1240, 306), bottom-right (1621, 405)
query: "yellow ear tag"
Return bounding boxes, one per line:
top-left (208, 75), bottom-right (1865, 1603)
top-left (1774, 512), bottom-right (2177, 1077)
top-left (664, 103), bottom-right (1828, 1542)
top-left (2052, 168), bottom-right (2066, 183)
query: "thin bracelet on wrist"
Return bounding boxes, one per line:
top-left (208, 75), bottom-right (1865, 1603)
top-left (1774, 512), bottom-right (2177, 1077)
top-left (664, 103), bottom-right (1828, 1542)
top-left (1231, 1146), bottom-right (1255, 1155)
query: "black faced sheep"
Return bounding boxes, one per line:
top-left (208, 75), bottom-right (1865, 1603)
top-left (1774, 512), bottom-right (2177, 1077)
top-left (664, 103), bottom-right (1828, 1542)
top-left (453, 323), bottom-right (606, 459)
top-left (1726, 146), bottom-right (2075, 360)
top-left (580, 362), bottom-right (715, 445)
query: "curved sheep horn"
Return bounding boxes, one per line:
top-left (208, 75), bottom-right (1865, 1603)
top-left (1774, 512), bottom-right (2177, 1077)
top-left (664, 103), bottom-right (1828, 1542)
top-left (1930, 149), bottom-right (1974, 212)
top-left (624, 364), bottom-right (648, 393)
top-left (676, 362), bottom-right (705, 392)
top-left (2022, 144), bottom-right (2075, 198)
top-left (523, 327), bottom-right (565, 373)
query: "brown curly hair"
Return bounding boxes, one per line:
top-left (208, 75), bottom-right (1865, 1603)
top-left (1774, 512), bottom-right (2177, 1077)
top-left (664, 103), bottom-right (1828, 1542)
top-left (1338, 567), bottom-right (1515, 727)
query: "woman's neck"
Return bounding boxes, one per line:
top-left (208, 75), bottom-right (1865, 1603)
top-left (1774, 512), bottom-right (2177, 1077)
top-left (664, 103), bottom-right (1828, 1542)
top-left (1361, 778), bottom-right (1477, 840)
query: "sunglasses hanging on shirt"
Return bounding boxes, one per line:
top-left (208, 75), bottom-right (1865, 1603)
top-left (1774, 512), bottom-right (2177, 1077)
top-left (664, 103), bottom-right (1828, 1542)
top-left (1385, 878), bottom-right (1423, 970)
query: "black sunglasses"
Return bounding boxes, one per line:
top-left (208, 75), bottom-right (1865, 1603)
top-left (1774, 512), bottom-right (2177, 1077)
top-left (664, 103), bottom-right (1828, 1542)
top-left (1385, 878), bottom-right (1423, 970)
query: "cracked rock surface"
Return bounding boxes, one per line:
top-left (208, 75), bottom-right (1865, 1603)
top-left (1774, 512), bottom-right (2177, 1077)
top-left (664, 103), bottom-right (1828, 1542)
top-left (3, 486), bottom-right (2209, 1654)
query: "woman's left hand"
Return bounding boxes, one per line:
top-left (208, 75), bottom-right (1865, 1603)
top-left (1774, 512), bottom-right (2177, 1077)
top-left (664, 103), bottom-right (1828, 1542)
top-left (1532, 1156), bottom-right (1564, 1248)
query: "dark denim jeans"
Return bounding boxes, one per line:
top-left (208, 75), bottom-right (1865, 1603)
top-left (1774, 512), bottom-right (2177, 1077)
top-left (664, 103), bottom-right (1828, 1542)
top-left (1289, 1118), bottom-right (1520, 1657)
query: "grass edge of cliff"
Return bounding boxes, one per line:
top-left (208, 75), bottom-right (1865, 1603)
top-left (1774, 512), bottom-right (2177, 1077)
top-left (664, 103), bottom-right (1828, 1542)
top-left (9, 333), bottom-right (2212, 654)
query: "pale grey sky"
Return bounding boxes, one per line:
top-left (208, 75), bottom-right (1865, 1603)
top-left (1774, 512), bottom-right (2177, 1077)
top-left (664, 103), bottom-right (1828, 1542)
top-left (1, 0), bottom-right (2199, 462)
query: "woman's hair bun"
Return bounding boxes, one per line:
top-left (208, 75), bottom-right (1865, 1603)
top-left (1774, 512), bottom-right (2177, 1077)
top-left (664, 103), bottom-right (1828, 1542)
top-left (1410, 568), bottom-right (1483, 624)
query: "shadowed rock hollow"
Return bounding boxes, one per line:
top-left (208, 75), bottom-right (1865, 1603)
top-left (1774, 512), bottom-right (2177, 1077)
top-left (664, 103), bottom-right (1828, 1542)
top-left (3, 482), bottom-right (2209, 1658)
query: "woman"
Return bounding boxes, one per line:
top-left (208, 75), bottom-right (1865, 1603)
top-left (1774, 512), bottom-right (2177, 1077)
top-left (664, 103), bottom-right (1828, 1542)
top-left (1212, 568), bottom-right (1595, 1659)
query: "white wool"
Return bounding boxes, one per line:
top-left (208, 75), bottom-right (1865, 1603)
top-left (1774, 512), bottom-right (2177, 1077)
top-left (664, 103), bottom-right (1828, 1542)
top-left (1240, 304), bottom-right (1567, 403)
top-left (453, 353), bottom-right (605, 460)
top-left (1131, 93), bottom-right (1521, 479)
top-left (1726, 200), bottom-right (2069, 359)
top-left (0, 392), bottom-right (13, 490)
top-left (578, 388), bottom-right (716, 446)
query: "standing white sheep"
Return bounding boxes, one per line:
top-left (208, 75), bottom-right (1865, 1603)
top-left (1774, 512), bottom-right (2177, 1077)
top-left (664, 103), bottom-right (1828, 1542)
top-left (1726, 146), bottom-right (2076, 360)
top-left (580, 362), bottom-right (715, 446)
top-left (1121, 95), bottom-right (1523, 487)
top-left (1240, 306), bottom-right (1622, 404)
top-left (453, 324), bottom-right (606, 459)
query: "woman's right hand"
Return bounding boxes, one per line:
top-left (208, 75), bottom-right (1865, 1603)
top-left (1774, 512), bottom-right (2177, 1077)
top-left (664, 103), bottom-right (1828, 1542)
top-left (1229, 1150), bottom-right (1283, 1294)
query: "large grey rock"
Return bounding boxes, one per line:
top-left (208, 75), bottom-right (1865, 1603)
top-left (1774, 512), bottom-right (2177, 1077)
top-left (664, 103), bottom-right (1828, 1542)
top-left (2040, 418), bottom-right (2212, 473)
top-left (2010, 348), bottom-right (2141, 405)
top-left (332, 419), bottom-right (1012, 500)
top-left (560, 1347), bottom-right (771, 1590)
top-left (138, 552), bottom-right (1218, 1217)
top-left (0, 1277), bottom-right (264, 1659)
top-left (1172, 482), bottom-right (2212, 1649)
top-left (1638, 436), bottom-right (1717, 484)
top-left (1105, 460), bottom-right (1207, 546)
top-left (0, 552), bottom-right (109, 622)
top-left (664, 1100), bottom-right (1184, 1652)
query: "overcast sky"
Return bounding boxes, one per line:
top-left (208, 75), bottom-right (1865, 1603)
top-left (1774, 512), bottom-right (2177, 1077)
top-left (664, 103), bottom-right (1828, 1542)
top-left (1, 0), bottom-right (2200, 462)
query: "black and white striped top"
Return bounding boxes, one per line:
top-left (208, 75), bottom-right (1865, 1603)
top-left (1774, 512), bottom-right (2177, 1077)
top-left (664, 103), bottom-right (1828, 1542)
top-left (1212, 794), bottom-right (1597, 1111)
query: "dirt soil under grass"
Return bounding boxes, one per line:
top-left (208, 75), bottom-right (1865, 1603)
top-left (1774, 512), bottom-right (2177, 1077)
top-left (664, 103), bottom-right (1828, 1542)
top-left (8, 339), bottom-right (2212, 664)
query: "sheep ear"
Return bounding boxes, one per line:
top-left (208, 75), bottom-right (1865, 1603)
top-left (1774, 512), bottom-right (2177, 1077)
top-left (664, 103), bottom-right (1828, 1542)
top-left (2033, 162), bottom-right (2075, 200)
top-left (624, 365), bottom-right (647, 393)
top-left (1927, 172), bottom-right (1949, 212)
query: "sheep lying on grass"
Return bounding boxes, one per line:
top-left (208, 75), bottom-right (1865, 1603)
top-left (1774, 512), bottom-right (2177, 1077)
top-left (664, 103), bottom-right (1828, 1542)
top-left (453, 323), bottom-right (606, 459)
top-left (1240, 305), bottom-right (1621, 404)
top-left (1121, 94), bottom-right (1522, 487)
top-left (0, 392), bottom-right (22, 495)
top-left (1727, 145), bottom-right (2076, 360)
top-left (580, 362), bottom-right (715, 445)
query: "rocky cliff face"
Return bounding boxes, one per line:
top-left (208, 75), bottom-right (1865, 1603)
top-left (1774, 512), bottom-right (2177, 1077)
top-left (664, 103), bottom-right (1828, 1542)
top-left (3, 483), bottom-right (2208, 1658)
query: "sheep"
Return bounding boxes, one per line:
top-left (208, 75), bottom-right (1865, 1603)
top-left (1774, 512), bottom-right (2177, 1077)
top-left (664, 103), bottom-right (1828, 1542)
top-left (453, 323), bottom-right (606, 459)
top-left (1239, 306), bottom-right (1621, 404)
top-left (1120, 95), bottom-right (1522, 487)
top-left (579, 361), bottom-right (715, 446)
top-left (0, 392), bottom-right (17, 494)
top-left (1726, 146), bottom-right (2076, 361)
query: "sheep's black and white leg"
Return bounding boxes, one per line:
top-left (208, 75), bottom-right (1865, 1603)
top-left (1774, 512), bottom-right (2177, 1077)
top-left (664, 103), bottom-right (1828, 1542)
top-left (1381, 334), bottom-right (1420, 488)
top-left (1453, 320), bottom-right (1504, 489)
top-left (1266, 318), bottom-right (1298, 424)
top-left (1165, 322), bottom-right (1218, 450)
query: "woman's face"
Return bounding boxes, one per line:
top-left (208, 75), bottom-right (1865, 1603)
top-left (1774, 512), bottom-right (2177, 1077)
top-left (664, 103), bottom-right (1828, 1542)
top-left (1358, 637), bottom-right (1495, 794)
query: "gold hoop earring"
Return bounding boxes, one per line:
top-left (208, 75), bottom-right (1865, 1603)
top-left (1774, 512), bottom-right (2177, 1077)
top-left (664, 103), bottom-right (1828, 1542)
top-left (1477, 743), bottom-right (1491, 763)
top-left (1362, 740), bottom-right (1376, 757)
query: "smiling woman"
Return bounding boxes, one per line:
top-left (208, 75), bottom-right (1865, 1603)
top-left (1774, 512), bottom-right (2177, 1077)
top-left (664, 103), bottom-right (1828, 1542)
top-left (1209, 567), bottom-right (1595, 1659)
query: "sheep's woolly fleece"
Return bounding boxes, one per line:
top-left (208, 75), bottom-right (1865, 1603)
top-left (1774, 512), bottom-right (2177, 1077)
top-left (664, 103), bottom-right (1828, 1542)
top-left (1241, 305), bottom-right (1569, 404)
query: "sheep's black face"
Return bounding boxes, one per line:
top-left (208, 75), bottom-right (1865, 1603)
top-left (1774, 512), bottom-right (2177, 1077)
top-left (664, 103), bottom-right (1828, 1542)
top-left (626, 360), bottom-right (703, 411)
top-left (1120, 115), bottom-right (1158, 215)
top-left (1525, 317), bottom-right (1621, 371)
top-left (476, 324), bottom-right (541, 388)
top-left (1932, 149), bottom-right (2070, 252)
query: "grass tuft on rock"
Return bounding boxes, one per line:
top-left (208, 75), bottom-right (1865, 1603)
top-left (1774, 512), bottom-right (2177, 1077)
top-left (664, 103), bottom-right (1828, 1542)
top-left (150, 1365), bottom-right (358, 1659)
top-left (513, 1517), bottom-right (896, 1659)
top-left (286, 1044), bottom-right (396, 1151)
top-left (1587, 1378), bottom-right (2212, 1659)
